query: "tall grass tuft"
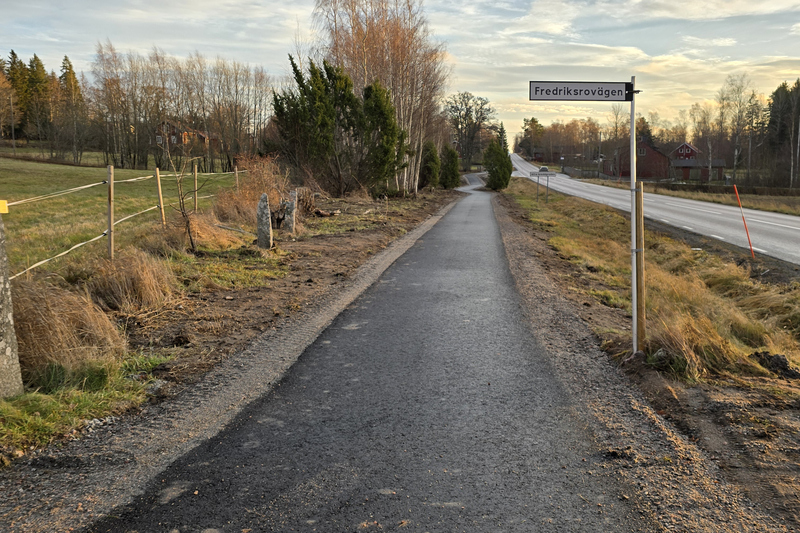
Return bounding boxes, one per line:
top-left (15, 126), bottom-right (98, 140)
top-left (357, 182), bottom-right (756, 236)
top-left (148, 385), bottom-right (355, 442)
top-left (11, 280), bottom-right (125, 391)
top-left (85, 249), bottom-right (177, 313)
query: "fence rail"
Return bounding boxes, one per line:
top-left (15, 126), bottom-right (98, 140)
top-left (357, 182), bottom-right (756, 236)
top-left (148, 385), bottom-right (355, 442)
top-left (3, 166), bottom-right (245, 279)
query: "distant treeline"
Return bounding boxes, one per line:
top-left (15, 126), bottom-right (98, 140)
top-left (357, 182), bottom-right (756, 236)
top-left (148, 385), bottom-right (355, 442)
top-left (0, 44), bottom-right (271, 173)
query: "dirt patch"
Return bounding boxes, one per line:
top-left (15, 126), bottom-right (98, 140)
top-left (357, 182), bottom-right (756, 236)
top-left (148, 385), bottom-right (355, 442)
top-left (495, 190), bottom-right (800, 528)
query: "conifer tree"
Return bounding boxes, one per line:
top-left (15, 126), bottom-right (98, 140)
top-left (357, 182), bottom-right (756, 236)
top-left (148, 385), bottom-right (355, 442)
top-left (440, 144), bottom-right (460, 189)
top-left (26, 54), bottom-right (50, 141)
top-left (6, 51), bottom-right (28, 135)
top-left (273, 56), bottom-right (407, 196)
top-left (485, 137), bottom-right (512, 190)
top-left (419, 140), bottom-right (441, 189)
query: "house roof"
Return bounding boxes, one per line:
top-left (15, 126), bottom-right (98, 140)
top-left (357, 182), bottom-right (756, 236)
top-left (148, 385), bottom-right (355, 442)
top-left (669, 142), bottom-right (700, 155)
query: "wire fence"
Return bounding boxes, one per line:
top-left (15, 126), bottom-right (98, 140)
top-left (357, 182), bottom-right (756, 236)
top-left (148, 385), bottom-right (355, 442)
top-left (3, 166), bottom-right (244, 279)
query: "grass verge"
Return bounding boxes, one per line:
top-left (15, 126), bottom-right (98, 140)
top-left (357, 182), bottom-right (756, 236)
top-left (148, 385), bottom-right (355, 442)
top-left (505, 176), bottom-right (800, 382)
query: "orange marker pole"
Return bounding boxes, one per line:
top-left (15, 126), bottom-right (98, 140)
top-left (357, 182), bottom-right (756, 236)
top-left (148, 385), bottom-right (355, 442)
top-left (734, 185), bottom-right (755, 259)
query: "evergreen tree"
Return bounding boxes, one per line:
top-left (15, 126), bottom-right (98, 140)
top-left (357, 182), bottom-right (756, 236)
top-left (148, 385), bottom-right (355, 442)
top-left (485, 137), bottom-right (512, 190)
top-left (26, 54), bottom-right (50, 141)
top-left (59, 56), bottom-right (86, 163)
top-left (273, 56), bottom-right (407, 196)
top-left (361, 82), bottom-right (408, 188)
top-left (418, 140), bottom-right (440, 189)
top-left (6, 51), bottom-right (28, 135)
top-left (440, 144), bottom-right (460, 188)
top-left (498, 122), bottom-right (509, 153)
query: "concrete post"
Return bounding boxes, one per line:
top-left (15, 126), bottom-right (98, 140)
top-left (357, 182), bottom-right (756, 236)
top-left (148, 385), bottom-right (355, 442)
top-left (257, 193), bottom-right (273, 249)
top-left (283, 191), bottom-right (297, 235)
top-left (0, 214), bottom-right (23, 398)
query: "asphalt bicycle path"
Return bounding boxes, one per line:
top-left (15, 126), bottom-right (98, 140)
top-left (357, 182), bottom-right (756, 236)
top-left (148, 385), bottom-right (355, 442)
top-left (87, 175), bottom-right (654, 532)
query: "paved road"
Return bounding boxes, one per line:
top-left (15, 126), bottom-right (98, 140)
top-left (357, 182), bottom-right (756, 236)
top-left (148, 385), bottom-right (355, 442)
top-left (87, 175), bottom-right (652, 532)
top-left (512, 154), bottom-right (800, 266)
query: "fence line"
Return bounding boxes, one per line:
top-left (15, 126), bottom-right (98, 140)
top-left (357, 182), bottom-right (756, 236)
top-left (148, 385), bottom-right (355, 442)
top-left (5, 163), bottom-right (247, 278)
top-left (6, 170), bottom-right (244, 208)
top-left (10, 233), bottom-right (107, 280)
top-left (8, 180), bottom-right (108, 206)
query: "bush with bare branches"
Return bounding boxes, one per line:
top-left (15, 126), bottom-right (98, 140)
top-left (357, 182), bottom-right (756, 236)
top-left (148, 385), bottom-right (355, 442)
top-left (214, 155), bottom-right (290, 225)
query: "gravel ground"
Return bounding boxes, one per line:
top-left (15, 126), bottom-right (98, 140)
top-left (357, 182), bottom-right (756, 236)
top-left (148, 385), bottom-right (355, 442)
top-left (0, 181), bottom-right (791, 532)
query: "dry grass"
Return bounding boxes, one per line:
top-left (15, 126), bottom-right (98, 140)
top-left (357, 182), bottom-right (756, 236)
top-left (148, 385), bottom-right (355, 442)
top-left (214, 155), bottom-right (291, 226)
top-left (11, 280), bottom-right (125, 388)
top-left (82, 249), bottom-right (177, 314)
top-left (136, 213), bottom-right (248, 258)
top-left (506, 176), bottom-right (800, 381)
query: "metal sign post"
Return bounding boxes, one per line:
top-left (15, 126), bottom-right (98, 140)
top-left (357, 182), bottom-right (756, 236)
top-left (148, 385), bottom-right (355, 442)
top-left (530, 78), bottom-right (644, 353)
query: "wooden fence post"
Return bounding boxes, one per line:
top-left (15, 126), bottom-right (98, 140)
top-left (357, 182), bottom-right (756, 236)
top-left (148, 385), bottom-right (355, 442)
top-left (0, 214), bottom-right (23, 398)
top-left (156, 168), bottom-right (166, 227)
top-left (107, 165), bottom-right (114, 261)
top-left (235, 166), bottom-right (239, 193)
top-left (636, 187), bottom-right (646, 348)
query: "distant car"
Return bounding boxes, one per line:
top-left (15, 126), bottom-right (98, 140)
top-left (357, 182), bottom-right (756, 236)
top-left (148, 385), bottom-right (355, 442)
top-left (539, 166), bottom-right (549, 172)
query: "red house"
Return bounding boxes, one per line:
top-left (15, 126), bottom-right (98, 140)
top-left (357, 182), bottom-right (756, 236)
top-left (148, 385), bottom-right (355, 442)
top-left (669, 142), bottom-right (725, 181)
top-left (603, 140), bottom-right (670, 180)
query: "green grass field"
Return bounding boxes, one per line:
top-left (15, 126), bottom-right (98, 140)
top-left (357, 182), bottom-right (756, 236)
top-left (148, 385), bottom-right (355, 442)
top-left (0, 158), bottom-right (237, 275)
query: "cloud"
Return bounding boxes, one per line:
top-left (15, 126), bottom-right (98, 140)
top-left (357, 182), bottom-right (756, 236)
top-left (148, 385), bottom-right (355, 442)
top-left (792, 22), bottom-right (800, 34)
top-left (513, 0), bottom-right (583, 37)
top-left (597, 0), bottom-right (800, 21)
top-left (681, 36), bottom-right (737, 47)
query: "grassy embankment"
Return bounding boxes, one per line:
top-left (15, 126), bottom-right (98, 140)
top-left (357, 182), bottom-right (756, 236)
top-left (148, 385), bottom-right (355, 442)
top-left (505, 176), bottom-right (800, 383)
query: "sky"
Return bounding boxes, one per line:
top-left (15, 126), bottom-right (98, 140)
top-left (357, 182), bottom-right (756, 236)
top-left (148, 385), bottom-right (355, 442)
top-left (5, 0), bottom-right (800, 136)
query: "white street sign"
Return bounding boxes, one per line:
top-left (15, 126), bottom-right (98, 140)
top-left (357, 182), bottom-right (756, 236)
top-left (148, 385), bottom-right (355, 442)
top-left (529, 81), bottom-right (632, 102)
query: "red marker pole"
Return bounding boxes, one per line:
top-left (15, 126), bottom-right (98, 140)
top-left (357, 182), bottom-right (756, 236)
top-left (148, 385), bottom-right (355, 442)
top-left (734, 185), bottom-right (755, 259)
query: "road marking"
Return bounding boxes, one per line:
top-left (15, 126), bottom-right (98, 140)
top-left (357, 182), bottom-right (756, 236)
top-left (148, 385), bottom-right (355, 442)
top-left (752, 247), bottom-right (768, 254)
top-left (660, 219), bottom-right (669, 223)
top-left (710, 235), bottom-right (725, 240)
top-left (750, 218), bottom-right (800, 231)
top-left (682, 226), bottom-right (694, 231)
top-left (664, 202), bottom-right (721, 215)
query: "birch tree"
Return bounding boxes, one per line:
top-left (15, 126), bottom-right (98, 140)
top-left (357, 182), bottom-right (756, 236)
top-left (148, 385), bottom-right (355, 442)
top-left (314, 0), bottom-right (449, 193)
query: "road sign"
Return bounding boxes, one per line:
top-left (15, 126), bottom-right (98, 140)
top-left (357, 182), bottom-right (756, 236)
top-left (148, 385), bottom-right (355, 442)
top-left (529, 81), bottom-right (633, 102)
top-left (525, 76), bottom-right (644, 352)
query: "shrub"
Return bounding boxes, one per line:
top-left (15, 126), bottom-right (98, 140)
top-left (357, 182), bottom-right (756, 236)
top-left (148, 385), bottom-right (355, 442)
top-left (419, 141), bottom-right (441, 189)
top-left (440, 145), bottom-right (461, 189)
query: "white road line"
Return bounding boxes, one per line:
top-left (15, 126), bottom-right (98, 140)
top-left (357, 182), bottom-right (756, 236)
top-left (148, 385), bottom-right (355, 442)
top-left (682, 226), bottom-right (694, 231)
top-left (750, 218), bottom-right (800, 231)
top-left (753, 247), bottom-right (768, 254)
top-left (660, 219), bottom-right (669, 223)
top-left (710, 235), bottom-right (725, 240)
top-left (664, 202), bottom-right (721, 215)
